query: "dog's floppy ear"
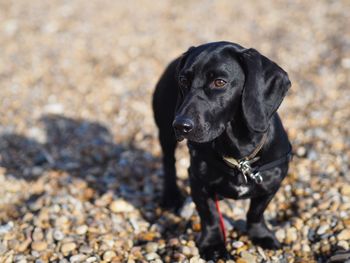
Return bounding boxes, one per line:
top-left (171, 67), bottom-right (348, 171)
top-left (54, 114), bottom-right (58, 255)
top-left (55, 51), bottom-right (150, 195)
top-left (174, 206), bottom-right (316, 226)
top-left (176, 46), bottom-right (196, 74)
top-left (239, 48), bottom-right (291, 132)
top-left (175, 46), bottom-right (196, 107)
top-left (176, 46), bottom-right (196, 100)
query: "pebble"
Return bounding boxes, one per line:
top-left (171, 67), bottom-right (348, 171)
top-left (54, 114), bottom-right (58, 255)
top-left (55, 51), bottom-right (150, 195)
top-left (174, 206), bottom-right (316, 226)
top-left (275, 229), bottom-right (286, 243)
top-left (145, 242), bottom-right (158, 253)
top-left (103, 250), bottom-right (116, 262)
top-left (174, 252), bottom-right (187, 261)
top-left (192, 222), bottom-right (201, 232)
top-left (43, 103), bottom-right (64, 114)
top-left (180, 197), bottom-right (195, 220)
top-left (70, 254), bottom-right (87, 263)
top-left (0, 222), bottom-right (14, 235)
top-left (129, 218), bottom-right (140, 233)
top-left (236, 245), bottom-right (249, 255)
top-left (189, 256), bottom-right (206, 263)
top-left (169, 238), bottom-right (180, 247)
top-left (181, 246), bottom-right (192, 256)
top-left (53, 230), bottom-right (65, 241)
top-left (285, 227), bottom-right (298, 244)
top-left (31, 241), bottom-right (48, 251)
top-left (16, 239), bottom-right (31, 252)
top-left (320, 241), bottom-right (331, 253)
top-left (328, 251), bottom-right (350, 263)
top-left (86, 257), bottom-right (98, 263)
top-left (302, 243), bottom-right (311, 253)
top-left (337, 229), bottom-right (350, 241)
top-left (191, 246), bottom-right (199, 256)
top-left (237, 251), bottom-right (257, 263)
top-left (337, 240), bottom-right (349, 250)
top-left (76, 225), bottom-right (88, 235)
top-left (145, 252), bottom-right (159, 261)
top-left (257, 246), bottom-right (267, 260)
top-left (296, 146), bottom-right (307, 157)
top-left (61, 242), bottom-right (77, 254)
top-left (232, 241), bottom-right (245, 249)
top-left (292, 217), bottom-right (304, 231)
top-left (317, 225), bottom-right (329, 235)
top-left (79, 245), bottom-right (93, 254)
top-left (109, 200), bottom-right (134, 213)
top-left (340, 185), bottom-right (350, 196)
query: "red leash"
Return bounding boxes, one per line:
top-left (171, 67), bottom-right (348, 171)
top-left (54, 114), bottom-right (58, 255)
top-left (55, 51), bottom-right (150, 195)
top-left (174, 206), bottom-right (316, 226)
top-left (214, 194), bottom-right (227, 242)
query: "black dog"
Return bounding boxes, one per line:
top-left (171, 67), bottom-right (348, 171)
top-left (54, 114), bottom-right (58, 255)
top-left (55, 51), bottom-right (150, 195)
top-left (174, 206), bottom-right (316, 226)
top-left (152, 41), bottom-right (292, 260)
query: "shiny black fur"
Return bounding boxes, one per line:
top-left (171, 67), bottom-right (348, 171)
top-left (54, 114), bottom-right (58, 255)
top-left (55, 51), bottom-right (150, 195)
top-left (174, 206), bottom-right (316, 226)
top-left (152, 41), bottom-right (292, 260)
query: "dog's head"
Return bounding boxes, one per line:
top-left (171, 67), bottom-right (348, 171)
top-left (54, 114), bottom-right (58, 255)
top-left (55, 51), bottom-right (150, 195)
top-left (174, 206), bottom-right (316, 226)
top-left (173, 41), bottom-right (291, 143)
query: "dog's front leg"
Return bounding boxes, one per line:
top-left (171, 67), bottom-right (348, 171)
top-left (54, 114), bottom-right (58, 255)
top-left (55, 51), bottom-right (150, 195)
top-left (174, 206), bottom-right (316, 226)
top-left (247, 193), bottom-right (282, 249)
top-left (189, 173), bottom-right (229, 260)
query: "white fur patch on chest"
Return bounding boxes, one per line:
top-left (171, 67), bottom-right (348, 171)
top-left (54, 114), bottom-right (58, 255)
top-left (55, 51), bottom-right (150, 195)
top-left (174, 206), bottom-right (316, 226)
top-left (235, 185), bottom-right (250, 196)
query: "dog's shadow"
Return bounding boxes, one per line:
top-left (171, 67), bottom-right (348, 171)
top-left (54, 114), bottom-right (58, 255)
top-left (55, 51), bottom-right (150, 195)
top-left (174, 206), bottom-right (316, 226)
top-left (0, 115), bottom-right (163, 219)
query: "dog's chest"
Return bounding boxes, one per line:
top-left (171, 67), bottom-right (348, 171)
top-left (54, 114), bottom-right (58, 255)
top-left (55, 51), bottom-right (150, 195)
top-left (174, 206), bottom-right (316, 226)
top-left (207, 166), bottom-right (254, 199)
top-left (190, 153), bottom-right (255, 199)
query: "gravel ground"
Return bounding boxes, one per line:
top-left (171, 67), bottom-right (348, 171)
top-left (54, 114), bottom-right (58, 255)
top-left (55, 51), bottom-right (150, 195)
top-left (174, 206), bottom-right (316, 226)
top-left (0, 0), bottom-right (350, 262)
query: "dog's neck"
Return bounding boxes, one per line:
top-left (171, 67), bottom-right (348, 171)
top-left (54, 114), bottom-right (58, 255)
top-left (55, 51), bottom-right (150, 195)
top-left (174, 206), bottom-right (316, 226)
top-left (213, 112), bottom-right (268, 160)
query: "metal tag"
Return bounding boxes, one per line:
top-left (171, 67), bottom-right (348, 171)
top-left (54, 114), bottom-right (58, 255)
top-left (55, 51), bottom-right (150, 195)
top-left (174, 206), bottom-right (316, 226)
top-left (238, 159), bottom-right (263, 184)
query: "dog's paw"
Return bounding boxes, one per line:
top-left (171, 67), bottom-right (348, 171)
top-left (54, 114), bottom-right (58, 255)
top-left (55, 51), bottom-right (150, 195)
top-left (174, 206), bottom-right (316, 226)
top-left (251, 235), bottom-right (282, 250)
top-left (199, 244), bottom-right (230, 261)
top-left (160, 190), bottom-right (185, 212)
top-left (247, 222), bottom-right (282, 250)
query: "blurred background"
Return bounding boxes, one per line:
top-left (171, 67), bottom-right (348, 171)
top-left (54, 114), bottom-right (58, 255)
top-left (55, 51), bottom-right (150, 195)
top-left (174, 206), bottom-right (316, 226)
top-left (0, 0), bottom-right (349, 262)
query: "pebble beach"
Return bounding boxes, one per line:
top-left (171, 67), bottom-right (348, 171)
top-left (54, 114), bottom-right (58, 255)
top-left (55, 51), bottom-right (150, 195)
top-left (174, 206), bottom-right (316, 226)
top-left (0, 0), bottom-right (350, 262)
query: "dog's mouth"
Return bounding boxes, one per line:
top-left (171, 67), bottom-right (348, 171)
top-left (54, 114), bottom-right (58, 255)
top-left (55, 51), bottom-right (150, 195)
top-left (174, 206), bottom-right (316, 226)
top-left (173, 127), bottom-right (190, 142)
top-left (173, 121), bottom-right (216, 143)
top-left (175, 134), bottom-right (185, 142)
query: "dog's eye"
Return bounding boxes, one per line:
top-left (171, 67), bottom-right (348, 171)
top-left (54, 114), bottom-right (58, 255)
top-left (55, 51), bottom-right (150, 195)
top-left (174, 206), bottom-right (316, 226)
top-left (213, 79), bottom-right (227, 88)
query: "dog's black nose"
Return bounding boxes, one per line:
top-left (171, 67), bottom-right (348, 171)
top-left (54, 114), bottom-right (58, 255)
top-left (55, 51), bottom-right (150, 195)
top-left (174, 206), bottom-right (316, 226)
top-left (173, 117), bottom-right (194, 135)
